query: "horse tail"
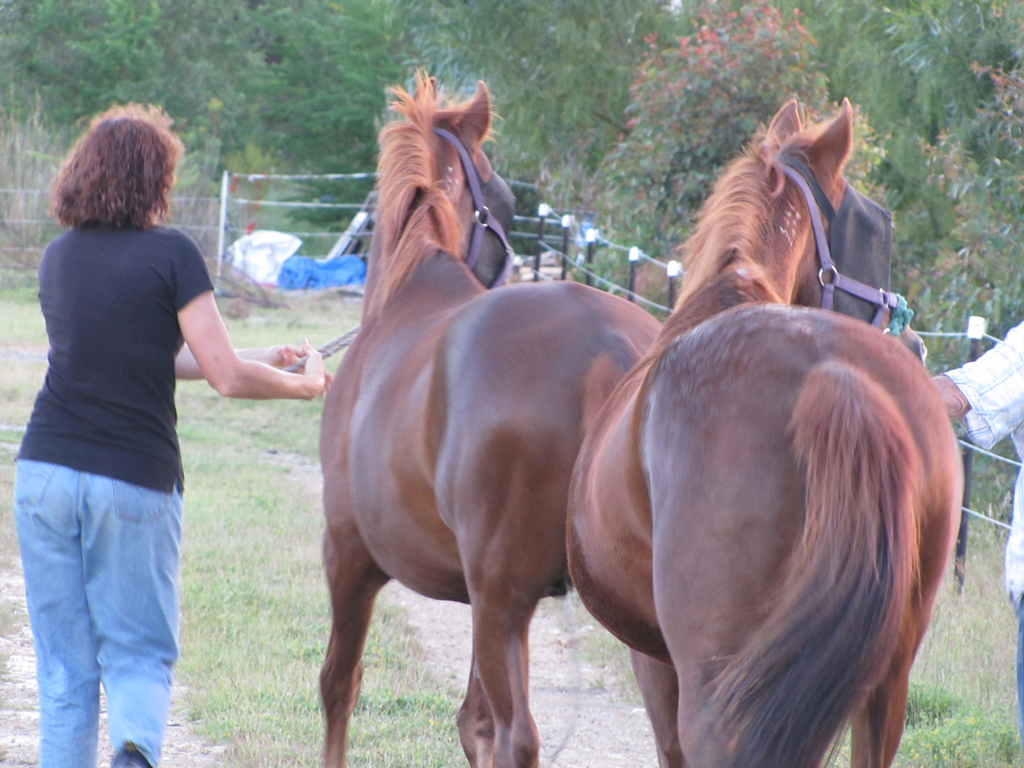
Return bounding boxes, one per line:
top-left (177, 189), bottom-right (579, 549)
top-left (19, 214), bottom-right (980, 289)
top-left (713, 360), bottom-right (921, 768)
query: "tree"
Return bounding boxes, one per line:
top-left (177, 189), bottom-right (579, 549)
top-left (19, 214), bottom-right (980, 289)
top-left (594, 1), bottom-right (833, 258)
top-left (0, 0), bottom-right (251, 146)
top-left (244, 0), bottom-right (400, 174)
top-left (0, 0), bottom-right (401, 176)
top-left (389, 0), bottom-right (680, 180)
top-left (773, 0), bottom-right (1022, 284)
top-left (921, 63), bottom-right (1024, 337)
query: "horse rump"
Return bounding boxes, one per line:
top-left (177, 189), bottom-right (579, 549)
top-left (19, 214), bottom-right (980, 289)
top-left (706, 358), bottom-right (921, 768)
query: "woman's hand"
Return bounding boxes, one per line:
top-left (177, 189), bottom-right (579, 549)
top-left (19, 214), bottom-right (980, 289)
top-left (262, 344), bottom-right (305, 369)
top-left (178, 291), bottom-right (332, 399)
top-left (294, 339), bottom-right (332, 396)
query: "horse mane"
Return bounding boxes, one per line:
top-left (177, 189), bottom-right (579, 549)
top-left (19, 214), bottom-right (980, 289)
top-left (639, 255), bottom-right (784, 371)
top-left (368, 73), bottom-right (492, 313)
top-left (672, 118), bottom-right (823, 311)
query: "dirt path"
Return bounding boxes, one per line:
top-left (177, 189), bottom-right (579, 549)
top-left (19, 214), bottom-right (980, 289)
top-left (382, 583), bottom-right (659, 768)
top-left (0, 452), bottom-right (659, 767)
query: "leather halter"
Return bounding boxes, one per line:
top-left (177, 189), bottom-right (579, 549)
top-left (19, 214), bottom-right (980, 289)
top-left (780, 159), bottom-right (900, 329)
top-left (433, 127), bottom-right (515, 287)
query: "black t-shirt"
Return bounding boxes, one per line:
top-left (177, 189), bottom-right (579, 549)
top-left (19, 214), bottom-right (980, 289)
top-left (18, 226), bottom-right (214, 492)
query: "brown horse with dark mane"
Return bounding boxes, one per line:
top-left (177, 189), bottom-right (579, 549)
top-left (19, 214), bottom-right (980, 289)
top-left (568, 100), bottom-right (962, 768)
top-left (317, 74), bottom-right (660, 767)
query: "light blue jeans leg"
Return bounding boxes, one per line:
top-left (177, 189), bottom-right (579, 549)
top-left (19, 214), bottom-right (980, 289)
top-left (14, 460), bottom-right (183, 768)
top-left (82, 472), bottom-right (183, 767)
top-left (15, 459), bottom-right (102, 768)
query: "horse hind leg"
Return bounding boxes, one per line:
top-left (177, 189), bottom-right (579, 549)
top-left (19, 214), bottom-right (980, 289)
top-left (470, 595), bottom-right (541, 768)
top-left (458, 652), bottom-right (496, 767)
top-left (850, 649), bottom-right (914, 768)
top-left (630, 650), bottom-right (686, 768)
top-left (321, 525), bottom-right (389, 767)
top-left (851, 554), bottom-right (949, 768)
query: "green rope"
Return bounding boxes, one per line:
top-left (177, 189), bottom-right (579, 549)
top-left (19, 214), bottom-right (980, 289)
top-left (887, 294), bottom-right (914, 335)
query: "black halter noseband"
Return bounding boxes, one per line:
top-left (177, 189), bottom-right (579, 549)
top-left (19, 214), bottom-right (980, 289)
top-left (780, 158), bottom-right (900, 329)
top-left (433, 127), bottom-right (515, 287)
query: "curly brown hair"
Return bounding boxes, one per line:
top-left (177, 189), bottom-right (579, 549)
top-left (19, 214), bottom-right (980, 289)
top-left (50, 104), bottom-right (183, 229)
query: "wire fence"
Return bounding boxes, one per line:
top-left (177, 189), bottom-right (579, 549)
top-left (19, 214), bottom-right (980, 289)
top-left (508, 202), bottom-right (680, 313)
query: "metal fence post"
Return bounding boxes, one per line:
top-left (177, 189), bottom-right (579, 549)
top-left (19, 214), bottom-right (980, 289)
top-left (666, 259), bottom-right (681, 308)
top-left (955, 314), bottom-right (987, 594)
top-left (534, 203), bottom-right (549, 281)
top-left (627, 247), bottom-right (640, 302)
top-left (584, 228), bottom-right (598, 287)
top-left (216, 170), bottom-right (231, 277)
top-left (560, 214), bottom-right (572, 281)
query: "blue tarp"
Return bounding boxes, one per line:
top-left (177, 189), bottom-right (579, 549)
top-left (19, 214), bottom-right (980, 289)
top-left (277, 255), bottom-right (366, 290)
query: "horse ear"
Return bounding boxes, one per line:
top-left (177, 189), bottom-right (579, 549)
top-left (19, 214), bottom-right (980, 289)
top-left (455, 81), bottom-right (492, 147)
top-left (808, 98), bottom-right (853, 178)
top-left (766, 100), bottom-right (802, 143)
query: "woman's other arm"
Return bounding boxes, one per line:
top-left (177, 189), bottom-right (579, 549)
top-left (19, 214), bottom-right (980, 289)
top-left (176, 291), bottom-right (327, 400)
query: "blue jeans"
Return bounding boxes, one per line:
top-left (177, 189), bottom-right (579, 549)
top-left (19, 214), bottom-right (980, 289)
top-left (14, 460), bottom-right (183, 768)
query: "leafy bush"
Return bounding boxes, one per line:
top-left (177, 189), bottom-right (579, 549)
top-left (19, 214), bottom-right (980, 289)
top-left (898, 711), bottom-right (1018, 768)
top-left (906, 682), bottom-right (964, 727)
top-left (595, 0), bottom-right (829, 259)
top-left (898, 682), bottom-right (1017, 768)
top-left (917, 64), bottom-right (1024, 341)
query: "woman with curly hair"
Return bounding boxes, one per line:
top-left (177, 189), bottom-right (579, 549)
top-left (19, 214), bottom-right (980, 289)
top-left (14, 104), bottom-right (329, 768)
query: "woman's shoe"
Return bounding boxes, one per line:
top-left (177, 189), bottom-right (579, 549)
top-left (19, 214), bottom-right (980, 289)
top-left (111, 742), bottom-right (154, 768)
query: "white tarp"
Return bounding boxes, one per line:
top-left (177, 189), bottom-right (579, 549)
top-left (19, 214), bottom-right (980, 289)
top-left (228, 230), bottom-right (302, 286)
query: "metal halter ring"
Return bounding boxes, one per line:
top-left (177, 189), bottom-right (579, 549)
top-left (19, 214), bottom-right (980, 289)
top-left (818, 265), bottom-right (839, 286)
top-left (475, 206), bottom-right (490, 225)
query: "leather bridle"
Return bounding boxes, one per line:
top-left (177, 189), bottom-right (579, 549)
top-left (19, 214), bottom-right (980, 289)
top-left (780, 158), bottom-right (900, 329)
top-left (433, 127), bottom-right (515, 287)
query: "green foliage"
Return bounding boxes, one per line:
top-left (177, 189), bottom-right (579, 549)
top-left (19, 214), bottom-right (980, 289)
top-left (906, 683), bottom-right (964, 728)
top-left (918, 63), bottom-right (1024, 336)
top-left (390, 0), bottom-right (680, 179)
top-left (594, 1), bottom-right (829, 258)
top-left (0, 0), bottom-right (401, 174)
top-left (899, 656), bottom-right (1018, 767)
top-left (244, 0), bottom-right (400, 174)
top-left (898, 709), bottom-right (1019, 768)
top-left (0, 0), bottom-right (251, 146)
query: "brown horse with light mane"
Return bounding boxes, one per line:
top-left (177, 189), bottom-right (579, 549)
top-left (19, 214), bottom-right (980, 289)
top-left (568, 100), bottom-right (962, 768)
top-left (317, 74), bottom-right (660, 767)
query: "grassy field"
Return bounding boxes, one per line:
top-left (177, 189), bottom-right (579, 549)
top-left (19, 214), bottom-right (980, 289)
top-left (0, 282), bottom-right (1022, 767)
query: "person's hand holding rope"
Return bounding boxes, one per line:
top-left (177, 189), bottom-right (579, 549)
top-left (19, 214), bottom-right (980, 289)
top-left (282, 324), bottom-right (360, 376)
top-left (269, 340), bottom-right (333, 393)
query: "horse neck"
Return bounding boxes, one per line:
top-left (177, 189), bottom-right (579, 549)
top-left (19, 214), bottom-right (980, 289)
top-left (652, 259), bottom-right (784, 361)
top-left (362, 232), bottom-right (481, 326)
top-left (676, 150), bottom-right (821, 312)
top-left (675, 238), bottom-right (796, 312)
top-left (361, 194), bottom-right (474, 321)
